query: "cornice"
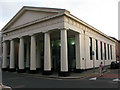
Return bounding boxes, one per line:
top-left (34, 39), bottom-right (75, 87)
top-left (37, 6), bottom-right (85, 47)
top-left (64, 13), bottom-right (116, 42)
top-left (2, 12), bottom-right (65, 34)
top-left (2, 6), bottom-right (115, 43)
top-left (2, 6), bottom-right (68, 32)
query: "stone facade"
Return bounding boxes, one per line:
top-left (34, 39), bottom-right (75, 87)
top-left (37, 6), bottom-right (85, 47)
top-left (110, 37), bottom-right (120, 62)
top-left (1, 6), bottom-right (116, 76)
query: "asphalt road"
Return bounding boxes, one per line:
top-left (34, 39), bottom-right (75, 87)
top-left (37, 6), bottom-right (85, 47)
top-left (2, 71), bottom-right (119, 89)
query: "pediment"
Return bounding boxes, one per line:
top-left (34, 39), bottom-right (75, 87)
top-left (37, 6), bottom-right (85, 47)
top-left (2, 6), bottom-right (66, 31)
top-left (8, 10), bottom-right (57, 29)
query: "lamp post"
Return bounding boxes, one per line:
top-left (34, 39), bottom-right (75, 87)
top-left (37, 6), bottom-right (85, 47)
top-left (0, 32), bottom-right (2, 85)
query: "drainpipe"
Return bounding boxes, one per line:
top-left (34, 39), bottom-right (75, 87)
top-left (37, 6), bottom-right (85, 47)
top-left (84, 31), bottom-right (86, 70)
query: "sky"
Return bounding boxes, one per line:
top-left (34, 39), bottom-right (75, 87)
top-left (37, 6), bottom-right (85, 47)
top-left (0, 0), bottom-right (119, 39)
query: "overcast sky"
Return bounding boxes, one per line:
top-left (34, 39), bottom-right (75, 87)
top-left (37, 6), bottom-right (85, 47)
top-left (0, 0), bottom-right (119, 39)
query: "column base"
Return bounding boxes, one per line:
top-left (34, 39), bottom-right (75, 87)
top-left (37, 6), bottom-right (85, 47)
top-left (25, 67), bottom-right (30, 70)
top-left (29, 70), bottom-right (38, 74)
top-left (25, 67), bottom-right (30, 73)
top-left (59, 71), bottom-right (70, 77)
top-left (17, 69), bottom-right (26, 73)
top-left (2, 68), bottom-right (8, 71)
top-left (43, 70), bottom-right (52, 75)
top-left (8, 68), bottom-right (16, 72)
top-left (36, 68), bottom-right (42, 71)
top-left (74, 69), bottom-right (83, 73)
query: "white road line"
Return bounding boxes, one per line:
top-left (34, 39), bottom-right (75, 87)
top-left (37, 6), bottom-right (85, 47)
top-left (112, 78), bottom-right (120, 82)
top-left (89, 77), bottom-right (97, 81)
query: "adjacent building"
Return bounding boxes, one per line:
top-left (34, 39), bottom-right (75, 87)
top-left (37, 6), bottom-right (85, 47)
top-left (119, 40), bottom-right (120, 62)
top-left (1, 6), bottom-right (116, 76)
top-left (110, 37), bottom-right (120, 62)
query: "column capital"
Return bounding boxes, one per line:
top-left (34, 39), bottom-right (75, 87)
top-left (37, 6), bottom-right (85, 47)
top-left (60, 28), bottom-right (68, 31)
top-left (3, 40), bottom-right (7, 43)
top-left (9, 38), bottom-right (15, 41)
top-left (29, 33), bottom-right (37, 36)
top-left (44, 31), bottom-right (51, 34)
top-left (18, 36), bottom-right (23, 39)
top-left (6, 38), bottom-right (14, 41)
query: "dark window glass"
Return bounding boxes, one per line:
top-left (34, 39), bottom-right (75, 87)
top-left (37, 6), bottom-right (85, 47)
top-left (110, 45), bottom-right (112, 60)
top-left (108, 44), bottom-right (110, 60)
top-left (96, 40), bottom-right (98, 60)
top-left (100, 41), bottom-right (103, 60)
top-left (90, 37), bottom-right (92, 60)
top-left (104, 43), bottom-right (106, 60)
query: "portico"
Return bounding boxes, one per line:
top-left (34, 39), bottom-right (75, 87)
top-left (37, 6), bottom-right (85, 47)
top-left (1, 6), bottom-right (116, 76)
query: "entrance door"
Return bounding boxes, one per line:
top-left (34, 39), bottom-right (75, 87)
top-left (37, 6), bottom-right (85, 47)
top-left (51, 40), bottom-right (60, 72)
top-left (68, 37), bottom-right (76, 72)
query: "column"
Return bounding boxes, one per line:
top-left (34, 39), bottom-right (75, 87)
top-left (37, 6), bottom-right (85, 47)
top-left (102, 42), bottom-right (105, 66)
top-left (98, 40), bottom-right (101, 66)
top-left (109, 44), bottom-right (111, 60)
top-left (26, 42), bottom-right (30, 69)
top-left (106, 43), bottom-right (108, 60)
top-left (2, 41), bottom-right (8, 70)
top-left (44, 32), bottom-right (51, 74)
top-left (59, 29), bottom-right (69, 76)
top-left (36, 41), bottom-right (41, 69)
top-left (92, 39), bottom-right (96, 68)
top-left (81, 33), bottom-right (85, 70)
top-left (30, 35), bottom-right (36, 72)
top-left (113, 46), bottom-right (116, 61)
top-left (18, 37), bottom-right (25, 72)
top-left (10, 39), bottom-right (15, 71)
top-left (75, 33), bottom-right (81, 72)
top-left (106, 43), bottom-right (108, 65)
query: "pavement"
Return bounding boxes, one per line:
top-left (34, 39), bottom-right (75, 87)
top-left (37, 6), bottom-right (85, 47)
top-left (0, 84), bottom-right (12, 90)
top-left (5, 66), bottom-right (119, 80)
top-left (2, 67), bottom-right (120, 88)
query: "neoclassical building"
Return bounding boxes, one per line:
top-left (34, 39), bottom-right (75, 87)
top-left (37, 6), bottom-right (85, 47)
top-left (1, 6), bottom-right (116, 76)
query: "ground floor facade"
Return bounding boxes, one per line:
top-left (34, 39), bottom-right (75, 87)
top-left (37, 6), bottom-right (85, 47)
top-left (1, 6), bottom-right (116, 76)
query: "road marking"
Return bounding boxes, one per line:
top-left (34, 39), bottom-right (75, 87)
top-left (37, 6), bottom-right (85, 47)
top-left (13, 85), bottom-right (25, 88)
top-left (112, 78), bottom-right (120, 82)
top-left (1, 85), bottom-right (12, 90)
top-left (5, 77), bottom-right (24, 80)
top-left (89, 77), bottom-right (97, 81)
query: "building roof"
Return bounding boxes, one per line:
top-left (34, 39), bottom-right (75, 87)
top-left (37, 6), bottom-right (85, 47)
top-left (1, 6), bottom-right (115, 42)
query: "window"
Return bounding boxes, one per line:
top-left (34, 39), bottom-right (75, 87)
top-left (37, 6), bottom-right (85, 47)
top-left (108, 44), bottom-right (110, 60)
top-left (110, 45), bottom-right (112, 60)
top-left (104, 43), bottom-right (106, 60)
top-left (100, 41), bottom-right (103, 60)
top-left (96, 40), bottom-right (98, 60)
top-left (89, 37), bottom-right (92, 60)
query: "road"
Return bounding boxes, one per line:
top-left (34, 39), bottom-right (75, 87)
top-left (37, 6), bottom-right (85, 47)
top-left (2, 70), bottom-right (119, 89)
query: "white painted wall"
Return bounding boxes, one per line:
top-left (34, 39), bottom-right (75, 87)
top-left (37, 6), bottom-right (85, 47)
top-left (2, 8), bottom-right (116, 71)
top-left (10, 10), bottom-right (57, 29)
top-left (64, 16), bottom-right (116, 69)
